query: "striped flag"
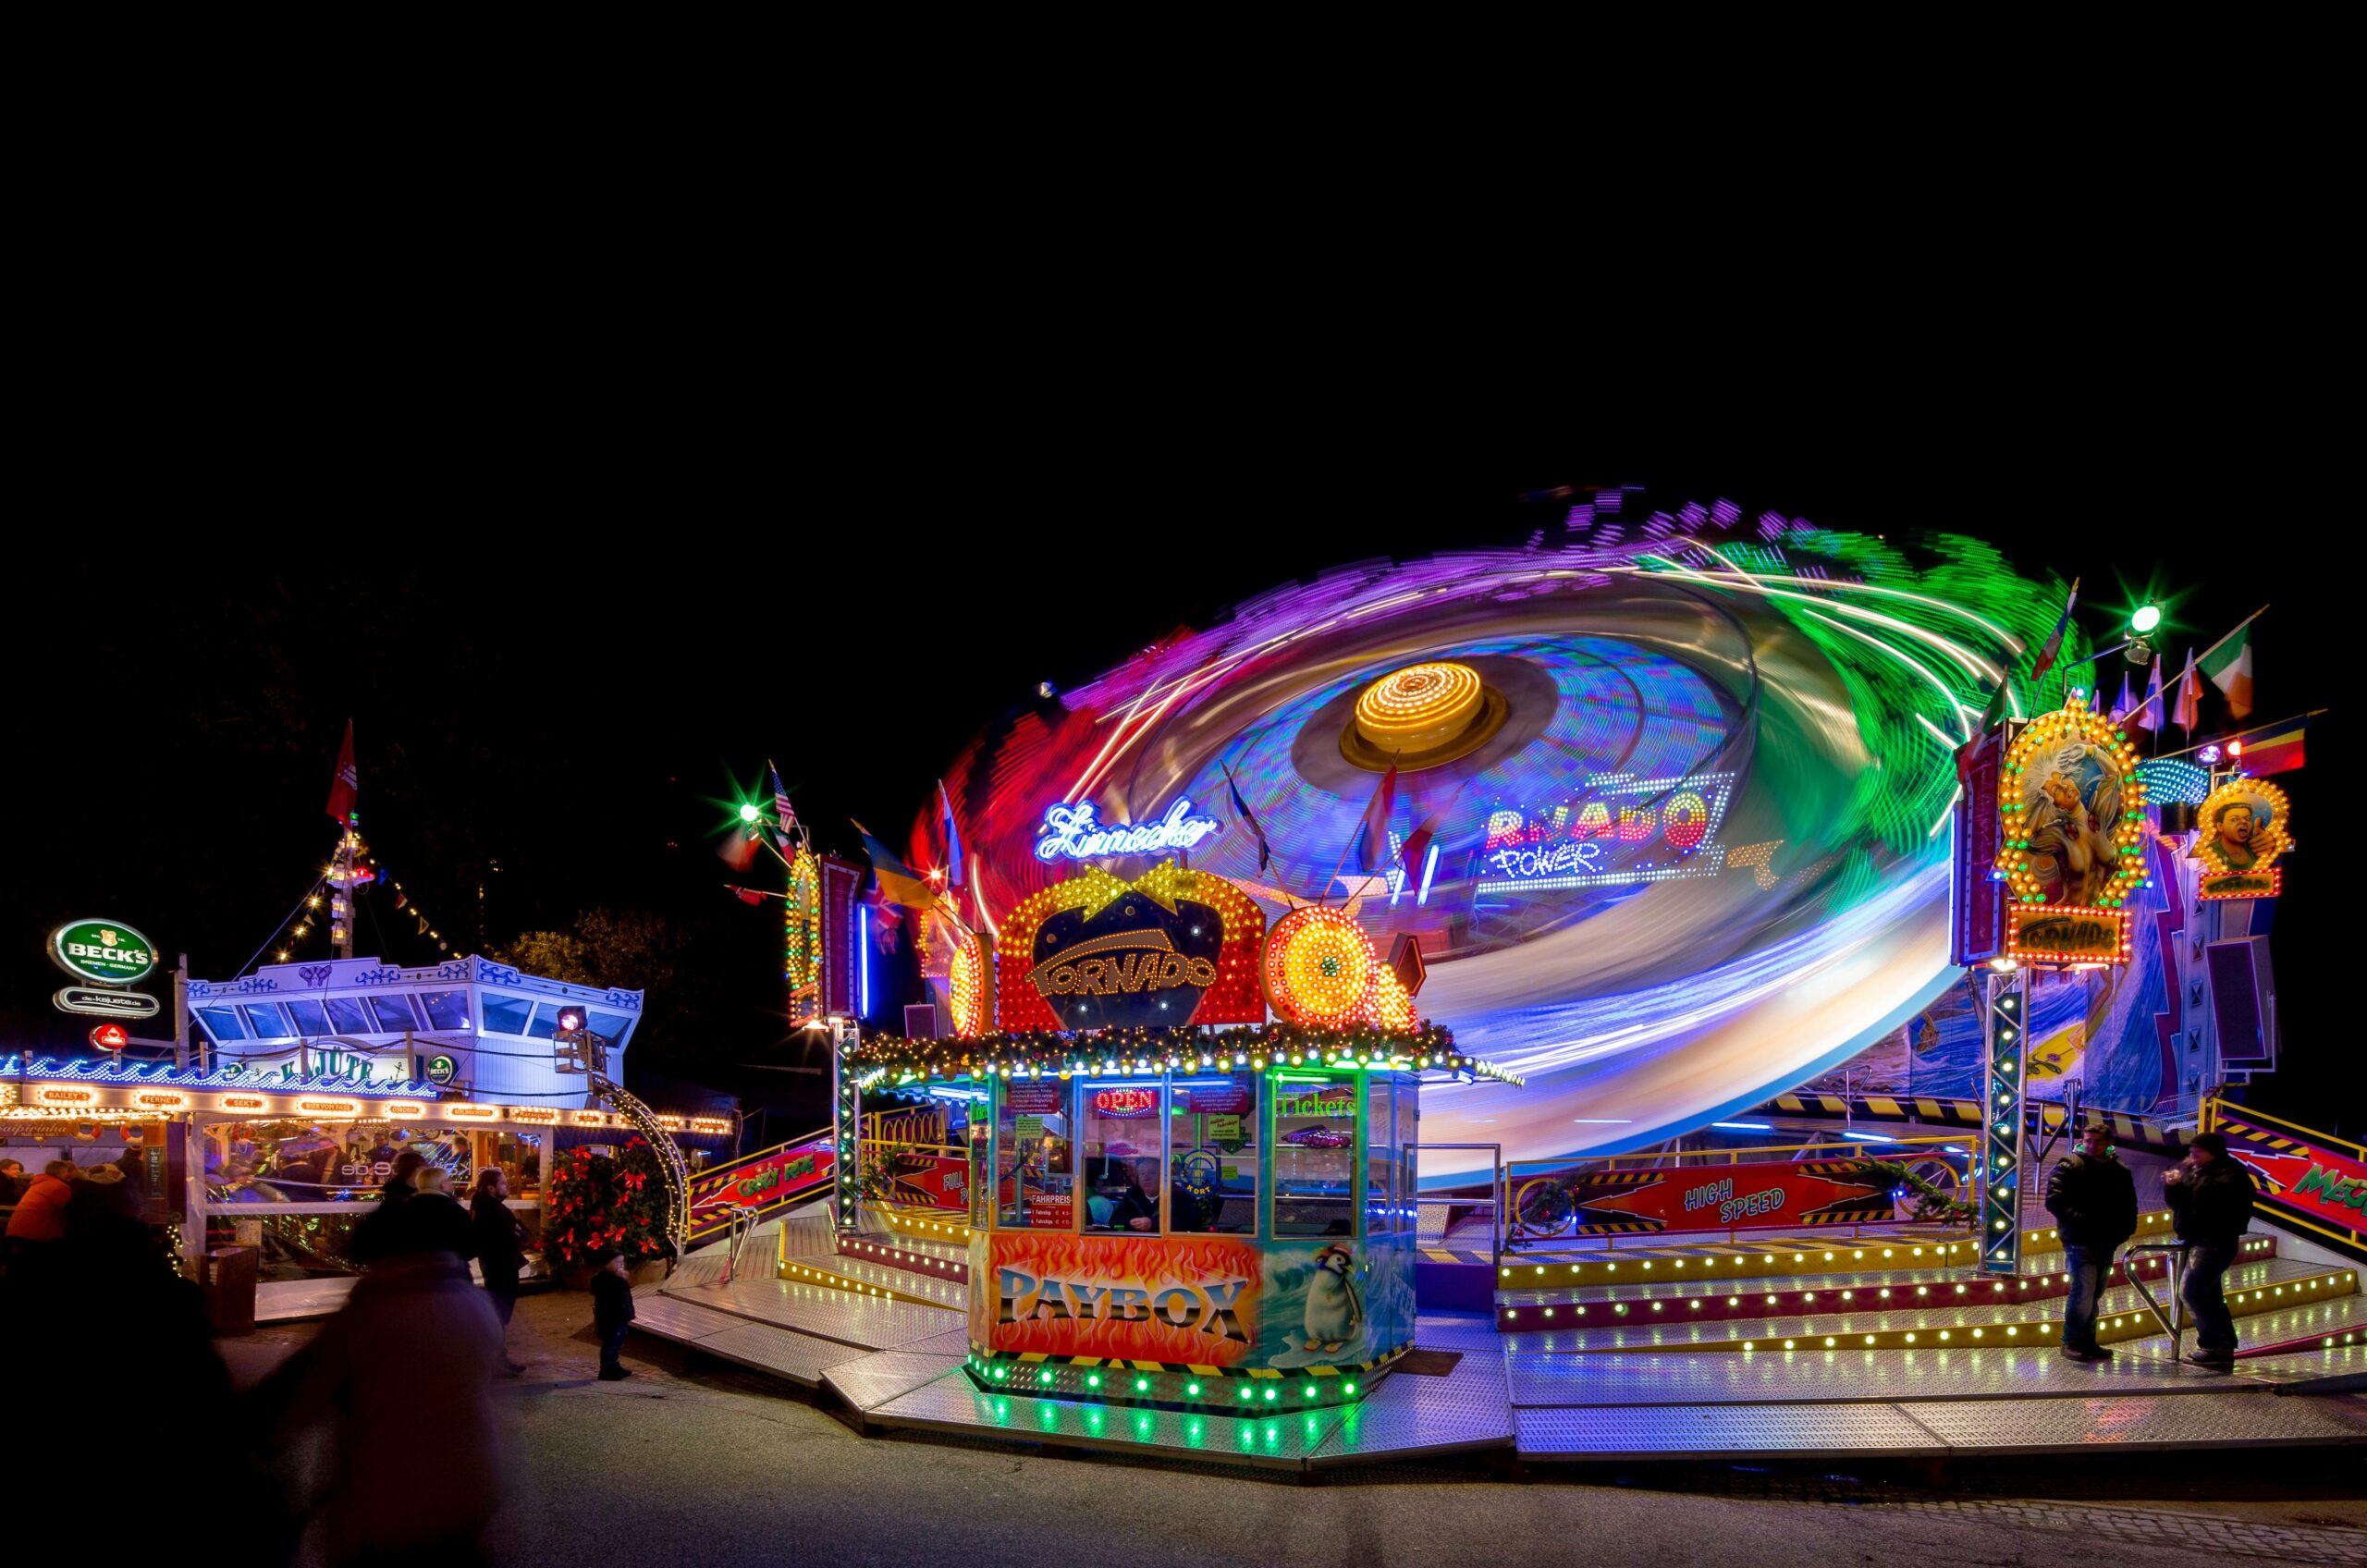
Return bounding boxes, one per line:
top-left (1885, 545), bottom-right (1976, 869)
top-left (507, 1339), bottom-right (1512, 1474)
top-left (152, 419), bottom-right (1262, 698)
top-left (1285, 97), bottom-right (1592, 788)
top-left (769, 763), bottom-right (798, 842)
top-left (2199, 618), bottom-right (2258, 718)
top-left (2112, 668), bottom-right (2136, 724)
top-left (325, 720), bottom-right (358, 823)
top-left (2131, 655), bottom-right (2164, 733)
top-left (938, 780), bottom-right (965, 893)
top-left (2028, 578), bottom-right (2079, 683)
top-left (2172, 649), bottom-right (2203, 729)
top-left (1220, 762), bottom-right (1271, 874)
top-left (2233, 719), bottom-right (2305, 777)
top-left (853, 820), bottom-right (938, 913)
top-left (1351, 763), bottom-right (1399, 877)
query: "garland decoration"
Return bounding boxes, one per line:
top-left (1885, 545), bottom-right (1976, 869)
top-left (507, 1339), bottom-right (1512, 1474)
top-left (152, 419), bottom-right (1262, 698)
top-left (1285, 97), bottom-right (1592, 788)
top-left (843, 1019), bottom-right (1519, 1088)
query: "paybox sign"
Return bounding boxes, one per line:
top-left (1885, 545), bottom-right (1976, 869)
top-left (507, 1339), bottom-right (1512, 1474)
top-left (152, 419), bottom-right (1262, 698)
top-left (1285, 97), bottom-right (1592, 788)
top-left (50, 918), bottom-right (159, 986)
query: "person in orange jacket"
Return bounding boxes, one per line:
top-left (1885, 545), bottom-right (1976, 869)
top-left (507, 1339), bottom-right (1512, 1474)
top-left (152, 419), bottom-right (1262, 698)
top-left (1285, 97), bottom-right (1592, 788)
top-left (6, 1160), bottom-right (78, 1280)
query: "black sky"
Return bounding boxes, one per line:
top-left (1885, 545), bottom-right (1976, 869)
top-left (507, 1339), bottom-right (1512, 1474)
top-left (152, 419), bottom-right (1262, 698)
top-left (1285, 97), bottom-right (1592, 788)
top-left (4, 374), bottom-right (2347, 1131)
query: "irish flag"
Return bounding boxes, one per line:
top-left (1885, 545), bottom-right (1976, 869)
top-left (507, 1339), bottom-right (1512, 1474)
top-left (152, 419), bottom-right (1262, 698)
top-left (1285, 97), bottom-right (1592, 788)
top-left (2200, 619), bottom-right (2255, 718)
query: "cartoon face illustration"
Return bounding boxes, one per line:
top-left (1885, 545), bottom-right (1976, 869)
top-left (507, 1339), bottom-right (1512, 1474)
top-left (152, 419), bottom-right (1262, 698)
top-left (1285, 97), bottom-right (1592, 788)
top-left (1301, 1243), bottom-right (1365, 1354)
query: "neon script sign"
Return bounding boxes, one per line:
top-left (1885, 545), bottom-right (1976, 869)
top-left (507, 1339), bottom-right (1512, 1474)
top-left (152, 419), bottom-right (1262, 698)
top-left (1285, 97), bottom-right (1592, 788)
top-left (1474, 773), bottom-right (1735, 892)
top-left (1035, 799), bottom-right (1220, 864)
top-left (1092, 1086), bottom-right (1159, 1118)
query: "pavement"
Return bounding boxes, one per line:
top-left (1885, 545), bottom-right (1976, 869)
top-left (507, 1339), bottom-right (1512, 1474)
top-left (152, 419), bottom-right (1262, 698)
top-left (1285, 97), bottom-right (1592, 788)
top-left (225, 1288), bottom-right (2367, 1568)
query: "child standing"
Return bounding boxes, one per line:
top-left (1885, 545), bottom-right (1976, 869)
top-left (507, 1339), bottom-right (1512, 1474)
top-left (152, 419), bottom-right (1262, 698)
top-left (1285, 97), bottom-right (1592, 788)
top-left (590, 1249), bottom-right (637, 1380)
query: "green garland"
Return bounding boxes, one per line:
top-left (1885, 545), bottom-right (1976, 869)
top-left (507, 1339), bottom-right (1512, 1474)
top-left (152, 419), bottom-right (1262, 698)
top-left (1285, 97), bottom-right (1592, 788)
top-left (1850, 1159), bottom-right (1976, 1226)
top-left (846, 1019), bottom-right (1521, 1087)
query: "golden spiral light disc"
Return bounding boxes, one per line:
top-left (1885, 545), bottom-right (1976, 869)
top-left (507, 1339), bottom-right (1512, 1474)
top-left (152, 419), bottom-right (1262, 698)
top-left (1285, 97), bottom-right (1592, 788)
top-left (1342, 660), bottom-right (1506, 771)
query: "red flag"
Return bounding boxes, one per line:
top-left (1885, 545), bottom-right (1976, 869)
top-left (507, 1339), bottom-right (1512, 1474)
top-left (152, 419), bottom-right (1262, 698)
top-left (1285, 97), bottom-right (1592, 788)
top-left (2172, 648), bottom-right (2202, 729)
top-left (325, 720), bottom-right (357, 823)
top-left (1352, 763), bottom-right (1399, 877)
top-left (717, 826), bottom-right (762, 872)
top-left (2028, 578), bottom-right (2079, 683)
top-left (729, 885), bottom-right (767, 905)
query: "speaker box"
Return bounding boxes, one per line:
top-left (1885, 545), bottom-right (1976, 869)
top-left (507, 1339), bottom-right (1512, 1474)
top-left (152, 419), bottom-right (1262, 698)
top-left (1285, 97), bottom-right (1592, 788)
top-left (2206, 936), bottom-right (2277, 1066)
top-left (903, 1002), bottom-right (940, 1041)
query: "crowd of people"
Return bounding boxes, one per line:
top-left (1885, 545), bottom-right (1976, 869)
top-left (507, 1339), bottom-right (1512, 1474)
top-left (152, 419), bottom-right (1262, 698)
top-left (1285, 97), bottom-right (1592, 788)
top-left (2, 1142), bottom-right (647, 1566)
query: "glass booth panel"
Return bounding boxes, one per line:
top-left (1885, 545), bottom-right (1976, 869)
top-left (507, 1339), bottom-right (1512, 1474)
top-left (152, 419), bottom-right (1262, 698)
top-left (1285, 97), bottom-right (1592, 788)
top-left (1168, 1072), bottom-right (1257, 1232)
top-left (1273, 1077), bottom-right (1357, 1237)
top-left (995, 1079), bottom-right (1073, 1230)
top-left (1081, 1081), bottom-right (1164, 1232)
top-left (1394, 1079), bottom-right (1418, 1233)
top-left (1364, 1079), bottom-right (1394, 1234)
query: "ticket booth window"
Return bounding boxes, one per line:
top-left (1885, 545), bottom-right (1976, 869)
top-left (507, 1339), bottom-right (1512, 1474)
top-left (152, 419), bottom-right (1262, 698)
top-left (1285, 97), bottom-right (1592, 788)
top-left (1081, 1082), bottom-right (1164, 1232)
top-left (1168, 1072), bottom-right (1257, 1233)
top-left (995, 1080), bottom-right (1072, 1230)
top-left (1273, 1077), bottom-right (1357, 1237)
top-left (1364, 1079), bottom-right (1396, 1235)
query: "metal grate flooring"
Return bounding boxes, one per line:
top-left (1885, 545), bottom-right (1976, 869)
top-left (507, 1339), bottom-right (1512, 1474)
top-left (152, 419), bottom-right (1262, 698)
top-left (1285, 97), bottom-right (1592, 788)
top-left (779, 1251), bottom-right (968, 1309)
top-left (1900, 1390), bottom-right (2367, 1452)
top-left (1516, 1401), bottom-right (1942, 1460)
top-left (1502, 1344), bottom-right (2252, 1407)
top-left (1310, 1341), bottom-right (1513, 1464)
top-left (824, 1349), bottom-right (971, 1412)
top-left (662, 1275), bottom-right (963, 1350)
top-left (1500, 1258), bottom-right (2343, 1352)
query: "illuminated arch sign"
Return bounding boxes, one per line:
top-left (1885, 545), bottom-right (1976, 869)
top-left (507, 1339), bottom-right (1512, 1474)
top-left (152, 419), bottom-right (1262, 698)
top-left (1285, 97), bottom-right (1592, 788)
top-left (1474, 773), bottom-right (1736, 892)
top-left (1035, 799), bottom-right (1220, 864)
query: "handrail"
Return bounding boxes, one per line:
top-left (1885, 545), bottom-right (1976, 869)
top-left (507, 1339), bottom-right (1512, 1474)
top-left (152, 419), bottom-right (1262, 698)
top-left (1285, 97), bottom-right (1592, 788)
top-left (2120, 1241), bottom-right (2192, 1360)
top-left (1414, 1143), bottom-right (1503, 1268)
top-left (693, 1125), bottom-right (835, 1177)
top-left (2204, 1096), bottom-right (2367, 1159)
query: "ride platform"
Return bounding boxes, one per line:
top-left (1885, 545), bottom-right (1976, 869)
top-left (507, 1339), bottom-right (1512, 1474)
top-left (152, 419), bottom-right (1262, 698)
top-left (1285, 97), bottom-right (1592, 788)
top-left (624, 1207), bottom-right (2367, 1475)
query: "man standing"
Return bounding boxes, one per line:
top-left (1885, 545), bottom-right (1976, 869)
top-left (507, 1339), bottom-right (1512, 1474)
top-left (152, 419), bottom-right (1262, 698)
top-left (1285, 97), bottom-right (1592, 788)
top-left (2044, 1121), bottom-right (2139, 1362)
top-left (2162, 1132), bottom-right (2257, 1372)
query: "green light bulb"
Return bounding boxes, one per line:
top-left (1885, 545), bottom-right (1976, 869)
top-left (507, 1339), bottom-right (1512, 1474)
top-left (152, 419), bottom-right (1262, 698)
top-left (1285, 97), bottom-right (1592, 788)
top-left (2131, 605), bottom-right (2162, 634)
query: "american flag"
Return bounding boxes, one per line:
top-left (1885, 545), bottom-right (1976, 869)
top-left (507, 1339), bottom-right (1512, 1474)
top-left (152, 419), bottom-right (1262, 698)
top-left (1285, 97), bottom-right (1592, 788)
top-left (769, 762), bottom-right (798, 841)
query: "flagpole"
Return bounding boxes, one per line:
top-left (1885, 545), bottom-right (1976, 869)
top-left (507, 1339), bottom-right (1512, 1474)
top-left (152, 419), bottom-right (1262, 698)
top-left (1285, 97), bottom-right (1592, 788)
top-left (2196, 604), bottom-right (2270, 663)
top-left (2144, 708), bottom-right (2326, 764)
top-left (1320, 757), bottom-right (1397, 904)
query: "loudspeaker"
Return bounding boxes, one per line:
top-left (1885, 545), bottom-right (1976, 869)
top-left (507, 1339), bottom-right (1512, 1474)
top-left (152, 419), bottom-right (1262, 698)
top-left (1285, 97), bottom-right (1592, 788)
top-left (2206, 937), bottom-right (2277, 1066)
top-left (903, 1002), bottom-right (940, 1041)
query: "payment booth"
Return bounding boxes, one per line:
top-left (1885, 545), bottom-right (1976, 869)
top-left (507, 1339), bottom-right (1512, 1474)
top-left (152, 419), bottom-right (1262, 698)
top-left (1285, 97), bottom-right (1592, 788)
top-left (844, 1021), bottom-right (1515, 1414)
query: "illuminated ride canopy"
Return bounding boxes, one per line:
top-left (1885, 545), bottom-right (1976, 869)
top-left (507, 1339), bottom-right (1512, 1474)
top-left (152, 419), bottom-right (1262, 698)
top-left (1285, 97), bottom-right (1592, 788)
top-left (919, 500), bottom-right (2087, 1175)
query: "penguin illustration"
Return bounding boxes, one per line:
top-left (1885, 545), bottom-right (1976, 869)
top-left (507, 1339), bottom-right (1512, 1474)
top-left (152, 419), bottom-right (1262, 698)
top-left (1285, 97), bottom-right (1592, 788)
top-left (1301, 1243), bottom-right (1364, 1353)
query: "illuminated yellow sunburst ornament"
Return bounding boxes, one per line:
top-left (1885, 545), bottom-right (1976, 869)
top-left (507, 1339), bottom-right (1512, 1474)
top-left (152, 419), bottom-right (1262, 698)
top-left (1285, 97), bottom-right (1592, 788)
top-left (1264, 905), bottom-right (1417, 1028)
top-left (947, 921), bottom-right (990, 1035)
top-left (1342, 660), bottom-right (1506, 771)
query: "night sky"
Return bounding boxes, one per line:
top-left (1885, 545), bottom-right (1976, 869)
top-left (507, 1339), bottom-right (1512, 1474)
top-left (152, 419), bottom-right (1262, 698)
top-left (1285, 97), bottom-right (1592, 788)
top-left (6, 418), bottom-right (2344, 1133)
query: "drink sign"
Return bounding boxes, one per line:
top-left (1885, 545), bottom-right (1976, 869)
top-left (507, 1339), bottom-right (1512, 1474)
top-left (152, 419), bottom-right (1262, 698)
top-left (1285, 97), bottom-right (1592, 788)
top-left (49, 918), bottom-right (159, 986)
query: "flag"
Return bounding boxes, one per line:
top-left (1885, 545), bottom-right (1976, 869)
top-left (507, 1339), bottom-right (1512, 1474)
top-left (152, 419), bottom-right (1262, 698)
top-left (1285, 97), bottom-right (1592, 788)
top-left (2112, 668), bottom-right (2135, 723)
top-left (768, 763), bottom-right (798, 842)
top-left (938, 780), bottom-right (965, 893)
top-left (717, 825), bottom-right (762, 872)
top-left (728, 885), bottom-right (767, 905)
top-left (1351, 763), bottom-right (1399, 877)
top-left (853, 820), bottom-right (939, 913)
top-left (1401, 810), bottom-right (1441, 882)
top-left (1221, 762), bottom-right (1271, 874)
top-left (2132, 655), bottom-right (2164, 733)
top-left (325, 720), bottom-right (357, 823)
top-left (2172, 648), bottom-right (2202, 729)
top-left (2199, 619), bottom-right (2256, 718)
top-left (2029, 578), bottom-right (2079, 683)
top-left (2233, 719), bottom-right (2306, 777)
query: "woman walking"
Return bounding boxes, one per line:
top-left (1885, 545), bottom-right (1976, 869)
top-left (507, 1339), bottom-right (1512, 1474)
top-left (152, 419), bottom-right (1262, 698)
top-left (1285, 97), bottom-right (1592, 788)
top-left (472, 1168), bottom-right (529, 1375)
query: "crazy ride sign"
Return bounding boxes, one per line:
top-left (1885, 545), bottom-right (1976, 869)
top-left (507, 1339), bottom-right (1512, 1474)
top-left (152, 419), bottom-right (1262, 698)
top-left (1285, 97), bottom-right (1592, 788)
top-left (686, 1137), bottom-right (837, 1238)
top-left (1559, 1159), bottom-right (1895, 1235)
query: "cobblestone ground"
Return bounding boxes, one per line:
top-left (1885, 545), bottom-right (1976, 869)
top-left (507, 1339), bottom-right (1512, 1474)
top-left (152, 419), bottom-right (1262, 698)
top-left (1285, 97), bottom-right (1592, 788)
top-left (226, 1289), bottom-right (2367, 1568)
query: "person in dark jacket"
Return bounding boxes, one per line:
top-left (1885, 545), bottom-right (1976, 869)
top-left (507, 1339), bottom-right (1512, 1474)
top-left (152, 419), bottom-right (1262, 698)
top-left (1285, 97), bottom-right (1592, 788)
top-left (2163, 1132), bottom-right (2258, 1370)
top-left (590, 1249), bottom-right (636, 1380)
top-left (350, 1149), bottom-right (428, 1268)
top-left (2044, 1121), bottom-right (2140, 1361)
top-left (472, 1168), bottom-right (528, 1374)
